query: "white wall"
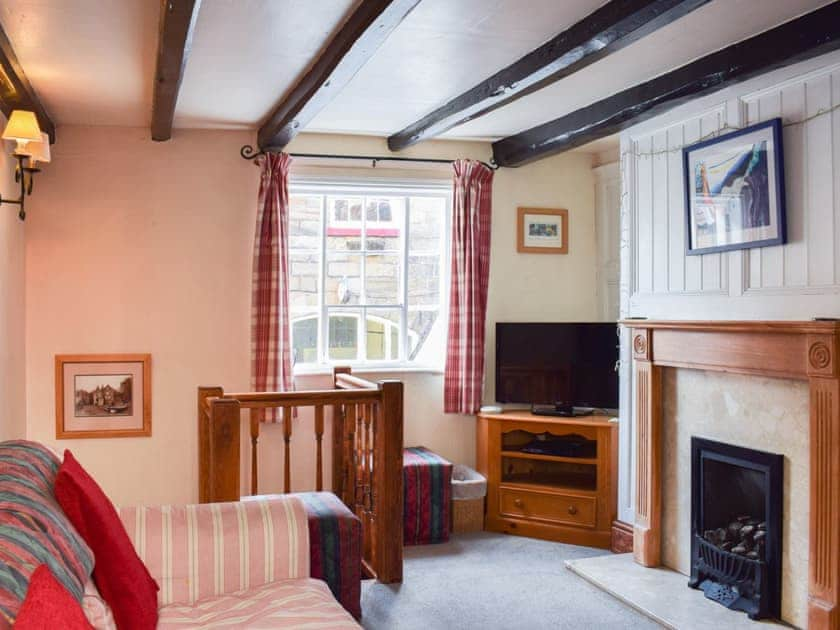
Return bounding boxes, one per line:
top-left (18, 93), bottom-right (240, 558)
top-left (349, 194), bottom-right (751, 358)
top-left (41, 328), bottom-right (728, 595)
top-left (0, 115), bottom-right (26, 442)
top-left (618, 50), bottom-right (840, 628)
top-left (25, 127), bottom-right (599, 505)
top-left (594, 162), bottom-right (620, 321)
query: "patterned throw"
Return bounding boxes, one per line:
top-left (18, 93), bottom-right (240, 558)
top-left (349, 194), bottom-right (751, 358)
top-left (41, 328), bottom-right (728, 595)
top-left (403, 447), bottom-right (453, 545)
top-left (117, 496), bottom-right (309, 608)
top-left (0, 441), bottom-right (94, 627)
top-left (297, 492), bottom-right (362, 619)
top-left (157, 578), bottom-right (359, 629)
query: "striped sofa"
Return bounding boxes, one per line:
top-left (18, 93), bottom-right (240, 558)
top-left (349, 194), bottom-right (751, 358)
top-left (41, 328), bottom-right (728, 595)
top-left (0, 440), bottom-right (360, 629)
top-left (118, 498), bottom-right (360, 629)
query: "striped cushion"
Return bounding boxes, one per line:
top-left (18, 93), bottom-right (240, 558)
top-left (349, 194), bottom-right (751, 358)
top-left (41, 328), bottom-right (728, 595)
top-left (0, 441), bottom-right (94, 626)
top-left (403, 446), bottom-right (452, 545)
top-left (118, 496), bottom-right (310, 607)
top-left (157, 578), bottom-right (360, 629)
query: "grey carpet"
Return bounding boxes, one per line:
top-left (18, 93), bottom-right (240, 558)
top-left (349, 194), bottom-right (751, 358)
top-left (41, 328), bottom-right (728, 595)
top-left (361, 532), bottom-right (662, 630)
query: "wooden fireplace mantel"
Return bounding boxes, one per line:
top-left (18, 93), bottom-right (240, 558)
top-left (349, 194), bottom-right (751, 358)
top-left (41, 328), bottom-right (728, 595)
top-left (622, 320), bottom-right (840, 629)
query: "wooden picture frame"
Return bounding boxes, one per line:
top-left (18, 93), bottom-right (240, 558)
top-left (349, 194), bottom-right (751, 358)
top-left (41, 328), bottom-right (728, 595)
top-left (55, 354), bottom-right (151, 439)
top-left (517, 207), bottom-right (568, 254)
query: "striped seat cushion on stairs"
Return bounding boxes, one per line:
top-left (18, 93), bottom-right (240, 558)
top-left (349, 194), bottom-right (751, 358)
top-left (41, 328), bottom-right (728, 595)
top-left (403, 447), bottom-right (452, 545)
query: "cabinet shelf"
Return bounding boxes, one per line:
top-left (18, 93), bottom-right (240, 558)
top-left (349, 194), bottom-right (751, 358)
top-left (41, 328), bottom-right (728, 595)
top-left (500, 450), bottom-right (598, 465)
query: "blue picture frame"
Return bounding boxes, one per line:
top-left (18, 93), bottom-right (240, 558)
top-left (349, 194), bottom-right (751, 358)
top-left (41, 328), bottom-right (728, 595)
top-left (683, 118), bottom-right (786, 256)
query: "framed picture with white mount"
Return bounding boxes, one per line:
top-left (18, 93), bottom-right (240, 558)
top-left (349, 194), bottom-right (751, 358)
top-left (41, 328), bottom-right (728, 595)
top-left (55, 354), bottom-right (151, 439)
top-left (517, 207), bottom-right (568, 254)
top-left (683, 118), bottom-right (786, 255)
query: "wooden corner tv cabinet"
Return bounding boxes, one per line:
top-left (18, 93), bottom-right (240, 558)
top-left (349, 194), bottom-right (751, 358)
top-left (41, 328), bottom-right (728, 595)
top-left (476, 410), bottom-right (617, 548)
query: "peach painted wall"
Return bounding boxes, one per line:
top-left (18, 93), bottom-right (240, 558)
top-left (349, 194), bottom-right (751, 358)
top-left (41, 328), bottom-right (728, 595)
top-left (0, 116), bottom-right (26, 441)
top-left (25, 126), bottom-right (598, 505)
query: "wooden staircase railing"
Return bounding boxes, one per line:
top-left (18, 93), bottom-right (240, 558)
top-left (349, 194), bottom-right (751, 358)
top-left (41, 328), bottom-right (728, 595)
top-left (197, 368), bottom-right (404, 583)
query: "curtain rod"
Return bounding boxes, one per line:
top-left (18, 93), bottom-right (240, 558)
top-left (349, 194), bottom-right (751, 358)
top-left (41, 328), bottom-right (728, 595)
top-left (239, 144), bottom-right (499, 170)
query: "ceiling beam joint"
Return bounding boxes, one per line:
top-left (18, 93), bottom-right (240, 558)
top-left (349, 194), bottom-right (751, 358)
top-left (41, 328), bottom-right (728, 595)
top-left (387, 0), bottom-right (712, 152)
top-left (491, 2), bottom-right (840, 167)
top-left (257, 0), bottom-right (421, 152)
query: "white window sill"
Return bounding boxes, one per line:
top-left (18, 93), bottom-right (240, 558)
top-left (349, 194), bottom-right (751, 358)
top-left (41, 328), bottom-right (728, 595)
top-left (293, 363), bottom-right (444, 377)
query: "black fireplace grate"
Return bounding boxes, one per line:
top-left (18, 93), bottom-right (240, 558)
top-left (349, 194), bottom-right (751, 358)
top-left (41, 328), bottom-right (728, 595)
top-left (690, 534), bottom-right (768, 618)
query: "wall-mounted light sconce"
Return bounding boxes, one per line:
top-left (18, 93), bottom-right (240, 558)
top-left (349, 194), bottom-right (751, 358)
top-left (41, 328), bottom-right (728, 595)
top-left (1, 110), bottom-right (50, 221)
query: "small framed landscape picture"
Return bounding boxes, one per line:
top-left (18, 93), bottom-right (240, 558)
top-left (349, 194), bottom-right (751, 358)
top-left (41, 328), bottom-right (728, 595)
top-left (517, 207), bottom-right (568, 254)
top-left (683, 118), bottom-right (786, 255)
top-left (55, 354), bottom-right (151, 439)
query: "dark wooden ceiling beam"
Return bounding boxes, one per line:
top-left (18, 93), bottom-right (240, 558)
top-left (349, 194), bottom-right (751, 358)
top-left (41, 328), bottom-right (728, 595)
top-left (151, 0), bottom-right (202, 141)
top-left (492, 1), bottom-right (840, 167)
top-left (0, 23), bottom-right (55, 143)
top-left (387, 0), bottom-right (711, 152)
top-left (257, 0), bottom-right (420, 152)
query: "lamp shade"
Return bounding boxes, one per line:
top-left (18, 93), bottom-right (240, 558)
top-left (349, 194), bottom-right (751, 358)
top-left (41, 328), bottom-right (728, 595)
top-left (2, 110), bottom-right (42, 143)
top-left (27, 132), bottom-right (51, 165)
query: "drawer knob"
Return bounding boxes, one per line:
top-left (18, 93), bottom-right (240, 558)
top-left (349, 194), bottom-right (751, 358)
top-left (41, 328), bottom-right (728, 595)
top-left (568, 505), bottom-right (578, 516)
top-left (513, 498), bottom-right (524, 508)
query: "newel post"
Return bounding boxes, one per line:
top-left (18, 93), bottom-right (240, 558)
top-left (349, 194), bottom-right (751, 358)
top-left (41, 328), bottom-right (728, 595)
top-left (375, 379), bottom-right (404, 583)
top-left (631, 328), bottom-right (663, 567)
top-left (205, 397), bottom-right (242, 503)
top-left (198, 386), bottom-right (223, 503)
top-left (807, 333), bottom-right (840, 630)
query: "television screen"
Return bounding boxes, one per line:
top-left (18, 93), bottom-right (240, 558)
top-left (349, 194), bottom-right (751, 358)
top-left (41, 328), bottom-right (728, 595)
top-left (495, 323), bottom-right (619, 409)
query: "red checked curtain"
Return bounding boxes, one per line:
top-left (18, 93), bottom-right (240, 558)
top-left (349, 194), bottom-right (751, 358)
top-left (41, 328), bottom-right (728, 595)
top-left (444, 159), bottom-right (494, 414)
top-left (251, 152), bottom-right (294, 422)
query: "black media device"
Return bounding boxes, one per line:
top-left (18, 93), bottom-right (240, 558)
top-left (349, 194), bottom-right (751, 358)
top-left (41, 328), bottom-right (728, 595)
top-left (495, 322), bottom-right (619, 414)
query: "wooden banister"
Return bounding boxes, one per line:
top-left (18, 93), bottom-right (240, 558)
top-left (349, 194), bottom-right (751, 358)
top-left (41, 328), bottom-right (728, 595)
top-left (206, 388), bottom-right (381, 409)
top-left (336, 372), bottom-right (378, 390)
top-left (197, 367), bottom-right (404, 584)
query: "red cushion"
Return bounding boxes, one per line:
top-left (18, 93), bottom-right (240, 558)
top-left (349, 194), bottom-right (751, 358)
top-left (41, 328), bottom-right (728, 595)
top-left (54, 451), bottom-right (159, 630)
top-left (14, 564), bottom-right (92, 630)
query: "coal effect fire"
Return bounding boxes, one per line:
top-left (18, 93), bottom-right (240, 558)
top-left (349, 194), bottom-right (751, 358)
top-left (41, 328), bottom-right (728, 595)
top-left (703, 515), bottom-right (767, 560)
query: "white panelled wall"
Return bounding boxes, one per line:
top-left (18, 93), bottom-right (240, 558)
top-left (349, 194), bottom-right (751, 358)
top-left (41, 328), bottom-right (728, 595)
top-left (617, 50), bottom-right (840, 525)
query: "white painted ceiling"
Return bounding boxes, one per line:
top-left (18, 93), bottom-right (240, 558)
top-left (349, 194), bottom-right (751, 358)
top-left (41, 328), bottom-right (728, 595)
top-left (0, 0), bottom-right (834, 151)
top-left (0, 0), bottom-right (158, 127)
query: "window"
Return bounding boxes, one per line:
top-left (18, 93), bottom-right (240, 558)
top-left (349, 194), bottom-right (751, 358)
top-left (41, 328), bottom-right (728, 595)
top-left (289, 181), bottom-right (450, 368)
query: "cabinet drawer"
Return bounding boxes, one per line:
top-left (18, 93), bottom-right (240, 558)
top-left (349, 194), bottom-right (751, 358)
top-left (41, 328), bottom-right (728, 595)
top-left (499, 487), bottom-right (596, 528)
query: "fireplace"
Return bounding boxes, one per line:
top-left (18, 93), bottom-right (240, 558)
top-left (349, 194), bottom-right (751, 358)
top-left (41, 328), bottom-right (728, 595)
top-left (688, 437), bottom-right (784, 620)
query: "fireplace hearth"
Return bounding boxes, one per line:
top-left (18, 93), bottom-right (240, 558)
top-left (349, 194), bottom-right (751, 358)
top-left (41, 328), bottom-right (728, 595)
top-left (688, 437), bottom-right (784, 620)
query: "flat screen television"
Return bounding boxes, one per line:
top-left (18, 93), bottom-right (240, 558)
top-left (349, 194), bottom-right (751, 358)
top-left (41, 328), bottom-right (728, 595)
top-left (495, 322), bottom-right (619, 409)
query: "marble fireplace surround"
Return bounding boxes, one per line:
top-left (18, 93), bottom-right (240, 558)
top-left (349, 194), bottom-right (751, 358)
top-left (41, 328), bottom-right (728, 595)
top-left (623, 320), bottom-right (840, 630)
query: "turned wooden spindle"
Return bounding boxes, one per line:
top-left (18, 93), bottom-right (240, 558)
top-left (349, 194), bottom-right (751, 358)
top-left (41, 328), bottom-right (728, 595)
top-left (314, 405), bottom-right (324, 491)
top-left (345, 404), bottom-right (357, 508)
top-left (283, 407), bottom-right (292, 493)
top-left (249, 408), bottom-right (260, 495)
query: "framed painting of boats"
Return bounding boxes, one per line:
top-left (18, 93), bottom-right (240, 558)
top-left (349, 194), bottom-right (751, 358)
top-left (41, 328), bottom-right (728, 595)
top-left (55, 354), bottom-right (151, 438)
top-left (683, 118), bottom-right (786, 255)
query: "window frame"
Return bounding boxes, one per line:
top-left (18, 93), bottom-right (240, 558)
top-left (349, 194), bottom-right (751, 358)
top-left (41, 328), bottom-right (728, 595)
top-left (289, 177), bottom-right (452, 371)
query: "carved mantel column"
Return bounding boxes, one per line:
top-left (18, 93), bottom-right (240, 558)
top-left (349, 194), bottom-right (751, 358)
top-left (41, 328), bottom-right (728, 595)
top-left (807, 334), bottom-right (840, 630)
top-left (631, 328), bottom-right (662, 567)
